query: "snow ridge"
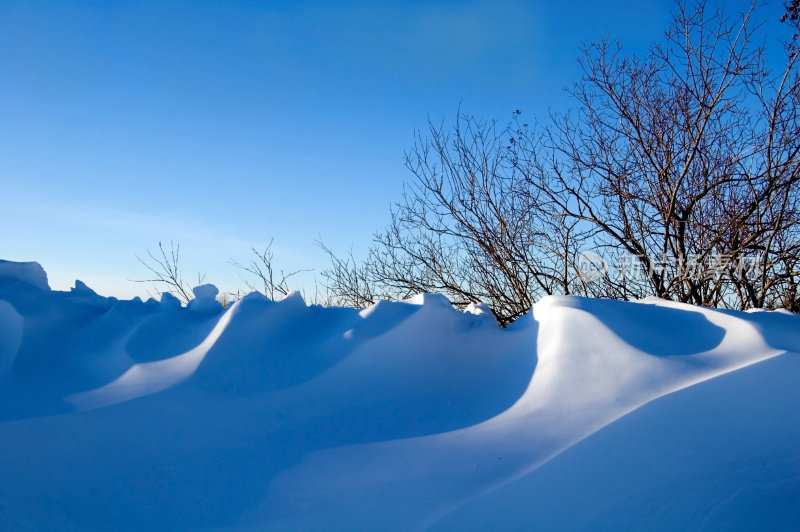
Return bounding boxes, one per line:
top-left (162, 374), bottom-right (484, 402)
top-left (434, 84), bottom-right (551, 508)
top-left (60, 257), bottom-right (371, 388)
top-left (0, 260), bottom-right (797, 530)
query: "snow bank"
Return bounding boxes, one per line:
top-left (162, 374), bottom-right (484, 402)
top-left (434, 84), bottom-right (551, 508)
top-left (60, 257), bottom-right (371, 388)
top-left (0, 259), bottom-right (49, 291)
top-left (0, 260), bottom-right (797, 530)
top-left (0, 300), bottom-right (23, 378)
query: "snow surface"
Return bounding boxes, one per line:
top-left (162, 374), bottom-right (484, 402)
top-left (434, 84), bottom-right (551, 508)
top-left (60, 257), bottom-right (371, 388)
top-left (0, 260), bottom-right (797, 530)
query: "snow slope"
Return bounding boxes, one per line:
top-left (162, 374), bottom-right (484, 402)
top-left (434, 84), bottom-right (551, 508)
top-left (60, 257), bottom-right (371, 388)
top-left (0, 260), bottom-right (797, 530)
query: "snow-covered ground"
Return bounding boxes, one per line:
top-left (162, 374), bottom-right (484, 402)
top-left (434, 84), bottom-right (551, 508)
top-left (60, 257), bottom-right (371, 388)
top-left (1, 259), bottom-right (798, 530)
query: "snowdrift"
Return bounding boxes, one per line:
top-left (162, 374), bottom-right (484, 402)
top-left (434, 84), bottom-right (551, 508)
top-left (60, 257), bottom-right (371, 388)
top-left (0, 259), bottom-right (797, 530)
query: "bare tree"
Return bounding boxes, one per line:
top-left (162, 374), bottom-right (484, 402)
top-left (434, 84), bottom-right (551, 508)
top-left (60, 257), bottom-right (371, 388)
top-left (323, 0), bottom-right (799, 320)
top-left (132, 241), bottom-right (205, 304)
top-left (519, 0), bottom-right (800, 309)
top-left (322, 113), bottom-right (590, 325)
top-left (318, 242), bottom-right (381, 309)
top-left (229, 239), bottom-right (311, 301)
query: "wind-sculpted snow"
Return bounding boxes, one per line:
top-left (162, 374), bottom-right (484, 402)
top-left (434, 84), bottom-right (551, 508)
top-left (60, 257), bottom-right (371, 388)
top-left (0, 261), bottom-right (797, 530)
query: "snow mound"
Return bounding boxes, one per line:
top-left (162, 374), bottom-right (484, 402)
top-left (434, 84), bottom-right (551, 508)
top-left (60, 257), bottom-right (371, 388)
top-left (0, 259), bottom-right (797, 530)
top-left (0, 300), bottom-right (23, 378)
top-left (187, 283), bottom-right (222, 313)
top-left (0, 259), bottom-right (49, 291)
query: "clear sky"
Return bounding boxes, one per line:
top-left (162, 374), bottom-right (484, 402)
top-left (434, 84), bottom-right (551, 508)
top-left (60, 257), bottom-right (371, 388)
top-left (1, 0), bottom-right (774, 299)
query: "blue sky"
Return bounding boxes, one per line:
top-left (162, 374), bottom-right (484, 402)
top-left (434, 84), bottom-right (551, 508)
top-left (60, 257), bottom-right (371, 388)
top-left (1, 0), bottom-right (772, 299)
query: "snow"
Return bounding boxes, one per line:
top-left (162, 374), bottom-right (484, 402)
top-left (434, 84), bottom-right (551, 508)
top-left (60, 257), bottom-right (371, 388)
top-left (0, 259), bottom-right (50, 291)
top-left (0, 300), bottom-right (23, 378)
top-left (432, 351), bottom-right (800, 531)
top-left (187, 283), bottom-right (222, 313)
top-left (0, 260), bottom-right (797, 530)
